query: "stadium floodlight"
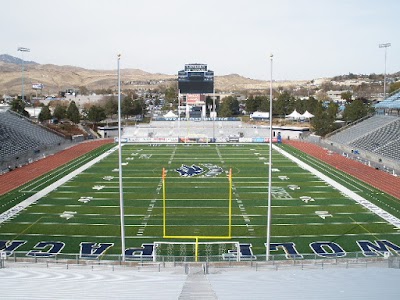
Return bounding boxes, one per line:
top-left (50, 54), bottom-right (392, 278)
top-left (17, 47), bottom-right (30, 102)
top-left (213, 82), bottom-right (216, 141)
top-left (266, 53), bottom-right (273, 261)
top-left (379, 43), bottom-right (391, 100)
top-left (117, 54), bottom-right (126, 261)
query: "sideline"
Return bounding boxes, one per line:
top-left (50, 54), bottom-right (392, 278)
top-left (1, 144), bottom-right (399, 229)
top-left (274, 144), bottom-right (400, 228)
top-left (0, 146), bottom-right (119, 224)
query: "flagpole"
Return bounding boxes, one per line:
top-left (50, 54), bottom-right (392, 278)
top-left (117, 54), bottom-right (126, 261)
top-left (266, 54), bottom-right (273, 261)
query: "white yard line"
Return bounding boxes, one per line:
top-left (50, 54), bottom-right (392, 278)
top-left (0, 146), bottom-right (119, 224)
top-left (274, 144), bottom-right (400, 229)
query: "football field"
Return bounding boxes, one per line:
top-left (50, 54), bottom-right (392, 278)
top-left (1, 143), bottom-right (399, 260)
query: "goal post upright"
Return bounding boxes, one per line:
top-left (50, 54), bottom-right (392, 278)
top-left (161, 167), bottom-right (235, 261)
top-left (229, 168), bottom-right (232, 238)
top-left (162, 167), bottom-right (166, 237)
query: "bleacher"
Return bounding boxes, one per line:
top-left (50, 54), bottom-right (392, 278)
top-left (349, 119), bottom-right (400, 152)
top-left (327, 115), bottom-right (400, 161)
top-left (0, 110), bottom-right (66, 170)
top-left (327, 115), bottom-right (397, 145)
top-left (375, 90), bottom-right (400, 112)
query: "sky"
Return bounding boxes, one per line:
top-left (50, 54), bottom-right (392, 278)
top-left (2, 0), bottom-right (399, 80)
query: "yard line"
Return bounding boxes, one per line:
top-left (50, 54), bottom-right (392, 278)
top-left (274, 145), bottom-right (400, 229)
top-left (0, 146), bottom-right (119, 224)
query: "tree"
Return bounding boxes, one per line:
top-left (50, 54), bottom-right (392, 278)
top-left (342, 99), bottom-right (369, 123)
top-left (311, 101), bottom-right (329, 136)
top-left (275, 91), bottom-right (294, 116)
top-left (10, 98), bottom-right (29, 117)
top-left (219, 96), bottom-right (239, 117)
top-left (245, 95), bottom-right (269, 113)
top-left (257, 96), bottom-right (270, 112)
top-left (245, 95), bottom-right (259, 113)
top-left (304, 97), bottom-right (319, 114)
top-left (326, 101), bottom-right (339, 132)
top-left (121, 96), bottom-right (134, 118)
top-left (38, 105), bottom-right (52, 122)
top-left (131, 99), bottom-right (145, 116)
top-left (341, 91), bottom-right (352, 102)
top-left (310, 101), bottom-right (338, 136)
top-left (100, 96), bottom-right (118, 119)
top-left (164, 85), bottom-right (178, 109)
top-left (53, 103), bottom-right (67, 121)
top-left (87, 105), bottom-right (106, 124)
top-left (66, 101), bottom-right (80, 124)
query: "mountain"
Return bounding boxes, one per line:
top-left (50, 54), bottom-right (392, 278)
top-left (0, 54), bottom-right (302, 95)
top-left (0, 54), bottom-right (38, 65)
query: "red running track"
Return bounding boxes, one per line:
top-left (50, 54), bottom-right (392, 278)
top-left (285, 140), bottom-right (400, 200)
top-left (0, 139), bottom-right (113, 196)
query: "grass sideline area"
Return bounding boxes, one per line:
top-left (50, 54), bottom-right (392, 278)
top-left (0, 143), bottom-right (399, 259)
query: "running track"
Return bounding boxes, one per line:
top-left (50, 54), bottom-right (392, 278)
top-left (0, 139), bottom-right (113, 196)
top-left (285, 140), bottom-right (400, 200)
top-left (1, 139), bottom-right (399, 200)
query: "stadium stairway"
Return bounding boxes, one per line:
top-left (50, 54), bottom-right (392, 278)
top-left (178, 265), bottom-right (218, 299)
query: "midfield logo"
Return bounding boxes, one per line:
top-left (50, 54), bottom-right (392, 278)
top-left (176, 165), bottom-right (203, 177)
top-left (175, 164), bottom-right (224, 177)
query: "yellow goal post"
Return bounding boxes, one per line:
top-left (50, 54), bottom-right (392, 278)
top-left (161, 167), bottom-right (233, 261)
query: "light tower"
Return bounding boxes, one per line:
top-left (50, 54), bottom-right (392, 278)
top-left (17, 47), bottom-right (30, 101)
top-left (266, 53), bottom-right (273, 261)
top-left (117, 54), bottom-right (126, 261)
top-left (379, 43), bottom-right (391, 99)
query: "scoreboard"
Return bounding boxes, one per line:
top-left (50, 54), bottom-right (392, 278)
top-left (178, 63), bottom-right (214, 94)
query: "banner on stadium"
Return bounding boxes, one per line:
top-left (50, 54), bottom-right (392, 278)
top-left (186, 94), bottom-right (205, 105)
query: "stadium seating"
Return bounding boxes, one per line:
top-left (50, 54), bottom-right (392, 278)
top-left (375, 90), bottom-right (400, 110)
top-left (349, 119), bottom-right (400, 152)
top-left (327, 115), bottom-right (400, 161)
top-left (327, 115), bottom-right (397, 145)
top-left (0, 110), bottom-right (66, 167)
top-left (123, 120), bottom-right (280, 141)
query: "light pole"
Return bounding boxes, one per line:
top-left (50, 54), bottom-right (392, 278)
top-left (212, 83), bottom-right (216, 142)
top-left (266, 54), bottom-right (273, 261)
top-left (117, 54), bottom-right (126, 261)
top-left (17, 47), bottom-right (30, 101)
top-left (379, 43), bottom-right (391, 100)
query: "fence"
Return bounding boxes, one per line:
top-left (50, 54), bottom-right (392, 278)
top-left (1, 250), bottom-right (394, 272)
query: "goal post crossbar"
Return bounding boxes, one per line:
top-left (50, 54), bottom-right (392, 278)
top-left (161, 168), bottom-right (233, 261)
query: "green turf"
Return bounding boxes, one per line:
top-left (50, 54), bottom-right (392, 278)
top-left (0, 143), bottom-right (399, 259)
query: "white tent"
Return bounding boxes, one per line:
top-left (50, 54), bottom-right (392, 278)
top-left (301, 110), bottom-right (314, 119)
top-left (286, 109), bottom-right (302, 119)
top-left (163, 110), bottom-right (178, 118)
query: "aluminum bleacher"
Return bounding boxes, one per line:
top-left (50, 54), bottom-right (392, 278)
top-left (328, 115), bottom-right (397, 145)
top-left (375, 90), bottom-right (400, 111)
top-left (375, 138), bottom-right (400, 161)
top-left (0, 110), bottom-right (67, 169)
top-left (327, 115), bottom-right (400, 161)
top-left (349, 119), bottom-right (400, 152)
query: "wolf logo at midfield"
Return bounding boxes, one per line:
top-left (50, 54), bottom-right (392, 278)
top-left (175, 165), bottom-right (204, 177)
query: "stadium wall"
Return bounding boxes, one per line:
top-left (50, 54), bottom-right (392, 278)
top-left (319, 139), bottom-right (400, 174)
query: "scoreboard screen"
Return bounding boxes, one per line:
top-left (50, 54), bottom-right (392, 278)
top-left (178, 63), bottom-right (214, 94)
top-left (179, 81), bottom-right (214, 94)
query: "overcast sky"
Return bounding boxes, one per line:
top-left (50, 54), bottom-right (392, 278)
top-left (2, 0), bottom-right (399, 80)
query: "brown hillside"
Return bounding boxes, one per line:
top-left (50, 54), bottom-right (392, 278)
top-left (0, 62), bottom-right (304, 95)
